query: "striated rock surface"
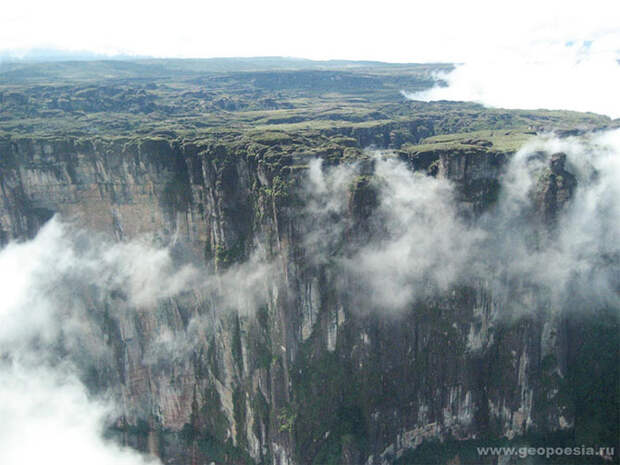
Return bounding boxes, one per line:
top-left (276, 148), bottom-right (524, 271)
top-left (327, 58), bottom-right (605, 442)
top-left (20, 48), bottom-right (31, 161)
top-left (0, 129), bottom-right (616, 465)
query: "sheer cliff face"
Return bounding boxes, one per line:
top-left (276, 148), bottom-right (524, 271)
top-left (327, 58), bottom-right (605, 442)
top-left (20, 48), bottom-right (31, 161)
top-left (0, 132), bottom-right (617, 465)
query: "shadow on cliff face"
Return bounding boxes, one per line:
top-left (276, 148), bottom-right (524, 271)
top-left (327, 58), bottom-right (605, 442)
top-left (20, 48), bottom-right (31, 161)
top-left (0, 218), bottom-right (273, 465)
top-left (301, 129), bottom-right (620, 317)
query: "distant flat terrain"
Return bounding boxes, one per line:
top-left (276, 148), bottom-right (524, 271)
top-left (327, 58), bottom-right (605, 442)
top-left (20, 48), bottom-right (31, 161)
top-left (0, 57), bottom-right (615, 159)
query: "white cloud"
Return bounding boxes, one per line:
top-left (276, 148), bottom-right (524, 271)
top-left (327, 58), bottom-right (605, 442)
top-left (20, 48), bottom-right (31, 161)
top-left (0, 216), bottom-right (272, 464)
top-left (0, 362), bottom-right (158, 465)
top-left (0, 218), bottom-right (200, 350)
top-left (3, 0), bottom-right (619, 116)
top-left (0, 219), bottom-right (184, 465)
top-left (343, 155), bottom-right (485, 309)
top-left (304, 130), bottom-right (620, 313)
top-left (406, 38), bottom-right (620, 118)
top-left (1, 0), bottom-right (618, 62)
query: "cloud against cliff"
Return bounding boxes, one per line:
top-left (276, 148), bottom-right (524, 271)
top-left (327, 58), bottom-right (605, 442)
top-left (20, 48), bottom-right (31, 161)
top-left (404, 37), bottom-right (620, 118)
top-left (301, 159), bottom-right (358, 265)
top-left (304, 130), bottom-right (620, 314)
top-left (0, 218), bottom-right (200, 351)
top-left (0, 219), bottom-right (174, 465)
top-left (507, 130), bottom-right (620, 307)
top-left (0, 363), bottom-right (158, 465)
top-left (302, 155), bottom-right (483, 310)
top-left (343, 155), bottom-right (485, 310)
top-left (0, 217), bottom-right (273, 464)
top-left (0, 216), bottom-right (272, 346)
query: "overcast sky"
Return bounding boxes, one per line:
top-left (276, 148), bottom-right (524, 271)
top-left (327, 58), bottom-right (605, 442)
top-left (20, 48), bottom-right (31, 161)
top-left (2, 0), bottom-right (619, 116)
top-left (2, 0), bottom-right (618, 62)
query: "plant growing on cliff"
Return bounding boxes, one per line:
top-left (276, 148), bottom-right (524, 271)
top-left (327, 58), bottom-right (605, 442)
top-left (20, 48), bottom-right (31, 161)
top-left (278, 405), bottom-right (297, 433)
top-left (214, 242), bottom-right (245, 270)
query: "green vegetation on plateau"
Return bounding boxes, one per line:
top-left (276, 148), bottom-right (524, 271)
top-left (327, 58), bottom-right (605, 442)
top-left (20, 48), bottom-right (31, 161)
top-left (0, 57), bottom-right (615, 163)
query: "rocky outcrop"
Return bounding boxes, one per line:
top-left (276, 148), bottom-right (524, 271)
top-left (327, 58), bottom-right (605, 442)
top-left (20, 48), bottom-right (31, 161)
top-left (0, 133), bottom-right (615, 465)
top-left (534, 152), bottom-right (577, 227)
